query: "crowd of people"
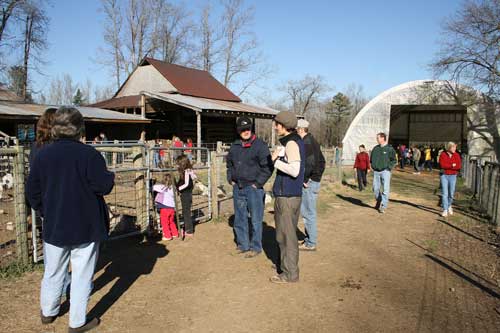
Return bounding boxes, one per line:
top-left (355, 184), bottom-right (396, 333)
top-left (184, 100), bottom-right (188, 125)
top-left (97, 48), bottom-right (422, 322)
top-left (153, 136), bottom-right (194, 168)
top-left (24, 105), bottom-right (462, 331)
top-left (396, 144), bottom-right (449, 174)
top-left (25, 107), bottom-right (328, 331)
top-left (354, 137), bottom-right (462, 217)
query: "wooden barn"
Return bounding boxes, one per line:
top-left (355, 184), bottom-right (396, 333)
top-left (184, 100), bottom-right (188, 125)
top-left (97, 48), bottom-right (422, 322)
top-left (91, 57), bottom-right (278, 147)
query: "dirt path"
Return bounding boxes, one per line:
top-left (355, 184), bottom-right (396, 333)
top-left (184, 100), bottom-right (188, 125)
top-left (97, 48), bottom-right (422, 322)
top-left (1, 170), bottom-right (499, 332)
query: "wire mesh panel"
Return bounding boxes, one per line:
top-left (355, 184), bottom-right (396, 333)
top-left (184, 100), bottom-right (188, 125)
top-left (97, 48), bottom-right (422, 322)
top-left (91, 143), bottom-right (150, 240)
top-left (0, 147), bottom-right (30, 267)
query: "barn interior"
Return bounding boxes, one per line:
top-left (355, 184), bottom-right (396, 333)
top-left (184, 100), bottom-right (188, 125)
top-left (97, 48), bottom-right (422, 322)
top-left (389, 104), bottom-right (467, 151)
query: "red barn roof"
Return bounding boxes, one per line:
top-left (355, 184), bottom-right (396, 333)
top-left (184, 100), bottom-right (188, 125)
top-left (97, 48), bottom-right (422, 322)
top-left (119, 57), bottom-right (241, 102)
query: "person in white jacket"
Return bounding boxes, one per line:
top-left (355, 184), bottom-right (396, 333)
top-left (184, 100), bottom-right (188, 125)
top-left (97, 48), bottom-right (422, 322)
top-left (153, 174), bottom-right (179, 240)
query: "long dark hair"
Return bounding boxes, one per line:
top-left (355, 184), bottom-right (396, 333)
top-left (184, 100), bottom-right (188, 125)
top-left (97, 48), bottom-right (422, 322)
top-left (163, 173), bottom-right (173, 189)
top-left (176, 154), bottom-right (192, 180)
top-left (36, 108), bottom-right (57, 147)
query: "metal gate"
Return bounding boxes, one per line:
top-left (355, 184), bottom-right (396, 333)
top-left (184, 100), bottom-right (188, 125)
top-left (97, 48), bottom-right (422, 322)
top-left (148, 146), bottom-right (212, 238)
top-left (7, 141), bottom-right (214, 266)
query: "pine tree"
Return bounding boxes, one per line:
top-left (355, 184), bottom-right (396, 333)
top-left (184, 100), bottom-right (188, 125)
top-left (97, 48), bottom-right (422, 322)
top-left (326, 93), bottom-right (352, 146)
top-left (72, 88), bottom-right (84, 106)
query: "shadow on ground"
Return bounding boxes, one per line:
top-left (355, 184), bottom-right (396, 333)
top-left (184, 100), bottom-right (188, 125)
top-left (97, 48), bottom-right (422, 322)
top-left (59, 235), bottom-right (168, 319)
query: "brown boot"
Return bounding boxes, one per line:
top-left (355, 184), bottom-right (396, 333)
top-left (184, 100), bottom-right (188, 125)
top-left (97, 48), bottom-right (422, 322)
top-left (40, 311), bottom-right (57, 324)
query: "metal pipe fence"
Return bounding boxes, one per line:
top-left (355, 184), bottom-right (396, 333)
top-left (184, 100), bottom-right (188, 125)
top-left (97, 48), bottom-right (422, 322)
top-left (1, 139), bottom-right (341, 267)
top-left (0, 146), bottom-right (30, 267)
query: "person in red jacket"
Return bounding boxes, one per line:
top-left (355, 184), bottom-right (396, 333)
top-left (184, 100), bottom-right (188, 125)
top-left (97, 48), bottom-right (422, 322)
top-left (439, 141), bottom-right (461, 217)
top-left (353, 144), bottom-right (370, 191)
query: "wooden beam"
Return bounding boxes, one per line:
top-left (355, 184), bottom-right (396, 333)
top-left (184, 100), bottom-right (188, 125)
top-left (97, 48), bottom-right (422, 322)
top-left (140, 94), bottom-right (146, 119)
top-left (271, 119), bottom-right (276, 147)
top-left (196, 111), bottom-right (201, 164)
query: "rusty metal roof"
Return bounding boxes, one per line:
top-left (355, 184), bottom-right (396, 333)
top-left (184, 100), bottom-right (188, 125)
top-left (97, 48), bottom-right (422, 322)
top-left (0, 102), bottom-right (150, 123)
top-left (143, 58), bottom-right (241, 102)
top-left (143, 91), bottom-right (278, 118)
top-left (0, 88), bottom-right (22, 102)
top-left (91, 95), bottom-right (141, 109)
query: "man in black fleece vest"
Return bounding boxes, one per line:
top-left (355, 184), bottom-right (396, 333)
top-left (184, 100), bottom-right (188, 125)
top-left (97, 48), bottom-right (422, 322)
top-left (296, 119), bottom-right (325, 251)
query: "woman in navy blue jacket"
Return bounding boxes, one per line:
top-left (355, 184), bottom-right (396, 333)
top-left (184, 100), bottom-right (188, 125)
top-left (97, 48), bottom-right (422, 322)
top-left (26, 107), bottom-right (114, 332)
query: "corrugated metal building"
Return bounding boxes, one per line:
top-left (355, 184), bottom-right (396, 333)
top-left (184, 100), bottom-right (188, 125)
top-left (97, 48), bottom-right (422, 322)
top-left (0, 101), bottom-right (150, 143)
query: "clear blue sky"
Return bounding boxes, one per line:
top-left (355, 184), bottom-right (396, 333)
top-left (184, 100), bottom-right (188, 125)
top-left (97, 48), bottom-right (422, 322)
top-left (24, 0), bottom-right (462, 101)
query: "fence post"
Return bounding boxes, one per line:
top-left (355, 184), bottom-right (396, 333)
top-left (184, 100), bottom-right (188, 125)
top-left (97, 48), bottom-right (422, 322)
top-left (13, 145), bottom-right (29, 264)
top-left (133, 146), bottom-right (146, 231)
top-left (210, 151), bottom-right (219, 219)
top-left (112, 139), bottom-right (118, 167)
top-left (337, 148), bottom-right (342, 182)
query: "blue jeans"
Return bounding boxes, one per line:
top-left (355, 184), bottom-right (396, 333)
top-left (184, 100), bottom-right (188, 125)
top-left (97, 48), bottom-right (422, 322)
top-left (424, 160), bottom-right (433, 171)
top-left (41, 242), bottom-right (99, 328)
top-left (153, 152), bottom-right (160, 167)
top-left (373, 170), bottom-right (391, 209)
top-left (440, 174), bottom-right (457, 211)
top-left (301, 180), bottom-right (320, 247)
top-left (233, 185), bottom-right (265, 252)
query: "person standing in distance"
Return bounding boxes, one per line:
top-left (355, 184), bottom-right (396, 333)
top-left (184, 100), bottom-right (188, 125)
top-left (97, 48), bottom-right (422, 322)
top-left (370, 132), bottom-right (397, 214)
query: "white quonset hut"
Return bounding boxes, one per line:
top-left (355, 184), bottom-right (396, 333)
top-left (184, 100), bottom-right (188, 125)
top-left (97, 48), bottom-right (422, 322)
top-left (342, 80), bottom-right (497, 165)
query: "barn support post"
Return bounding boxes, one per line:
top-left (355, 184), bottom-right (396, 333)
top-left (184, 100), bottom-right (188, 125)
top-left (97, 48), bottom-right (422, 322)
top-left (112, 140), bottom-right (118, 167)
top-left (133, 146), bottom-right (146, 231)
top-left (216, 141), bottom-right (223, 188)
top-left (271, 119), bottom-right (276, 147)
top-left (210, 151), bottom-right (219, 219)
top-left (140, 94), bottom-right (146, 119)
top-left (13, 144), bottom-right (29, 264)
top-left (196, 111), bottom-right (202, 164)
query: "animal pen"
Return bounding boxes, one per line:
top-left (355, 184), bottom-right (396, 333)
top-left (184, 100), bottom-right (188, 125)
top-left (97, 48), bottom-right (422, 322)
top-left (0, 141), bottom-right (343, 269)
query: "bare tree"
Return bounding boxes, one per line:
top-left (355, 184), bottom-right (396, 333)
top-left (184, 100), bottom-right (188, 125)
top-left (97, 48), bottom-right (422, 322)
top-left (0, 0), bottom-right (23, 45)
top-left (432, 0), bottom-right (500, 98)
top-left (220, 0), bottom-right (269, 96)
top-left (94, 84), bottom-right (114, 102)
top-left (284, 75), bottom-right (329, 115)
top-left (82, 77), bottom-right (93, 104)
top-left (153, 2), bottom-right (195, 65)
top-left (100, 0), bottom-right (124, 90)
top-left (18, 0), bottom-right (49, 101)
top-left (432, 0), bottom-right (500, 158)
top-left (61, 73), bottom-right (74, 104)
top-left (123, 0), bottom-right (151, 73)
top-left (344, 83), bottom-right (369, 122)
top-left (197, 2), bottom-right (221, 73)
top-left (48, 75), bottom-right (63, 105)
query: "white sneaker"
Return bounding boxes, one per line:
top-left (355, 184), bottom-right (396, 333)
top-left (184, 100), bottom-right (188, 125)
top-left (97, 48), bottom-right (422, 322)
top-left (448, 207), bottom-right (453, 215)
top-left (441, 210), bottom-right (448, 217)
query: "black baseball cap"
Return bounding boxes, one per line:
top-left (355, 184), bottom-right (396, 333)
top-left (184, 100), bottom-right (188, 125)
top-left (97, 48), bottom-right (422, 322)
top-left (236, 116), bottom-right (252, 132)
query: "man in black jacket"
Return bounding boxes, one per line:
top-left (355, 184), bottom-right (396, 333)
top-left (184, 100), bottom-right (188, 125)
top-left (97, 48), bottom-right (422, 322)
top-left (27, 107), bottom-right (114, 332)
top-left (227, 117), bottom-right (273, 258)
top-left (296, 119), bottom-right (325, 251)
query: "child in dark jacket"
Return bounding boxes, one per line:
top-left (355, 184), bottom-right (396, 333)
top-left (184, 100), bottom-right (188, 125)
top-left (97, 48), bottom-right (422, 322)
top-left (354, 144), bottom-right (370, 191)
top-left (176, 155), bottom-right (197, 238)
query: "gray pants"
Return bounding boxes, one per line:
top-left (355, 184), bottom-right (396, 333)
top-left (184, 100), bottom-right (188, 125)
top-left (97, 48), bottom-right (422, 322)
top-left (274, 196), bottom-right (302, 282)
